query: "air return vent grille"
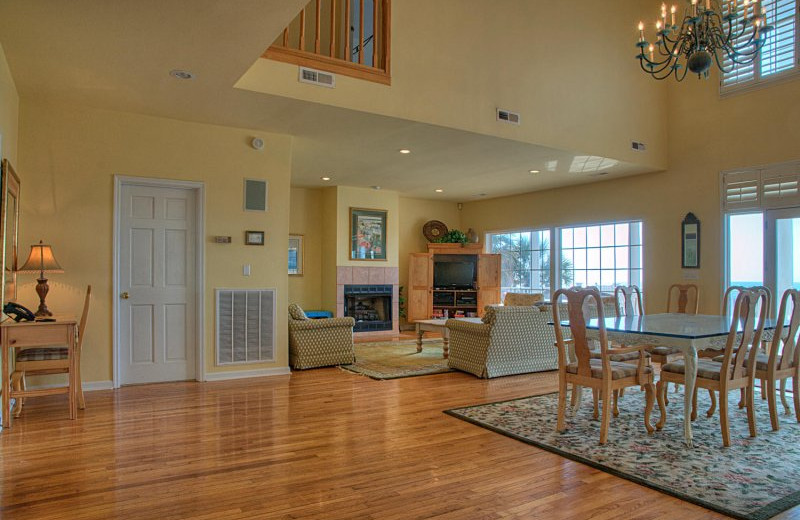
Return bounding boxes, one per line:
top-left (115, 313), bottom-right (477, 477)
top-left (496, 108), bottom-right (521, 125)
top-left (299, 67), bottom-right (335, 88)
top-left (216, 289), bottom-right (276, 365)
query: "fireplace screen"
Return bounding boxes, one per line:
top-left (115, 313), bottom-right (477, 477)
top-left (344, 285), bottom-right (392, 332)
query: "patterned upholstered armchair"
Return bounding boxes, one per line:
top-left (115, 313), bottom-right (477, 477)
top-left (503, 292), bottom-right (544, 306)
top-left (288, 304), bottom-right (356, 369)
top-left (446, 305), bottom-right (558, 378)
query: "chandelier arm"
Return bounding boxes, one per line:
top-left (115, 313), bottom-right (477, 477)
top-left (638, 55), bottom-right (677, 75)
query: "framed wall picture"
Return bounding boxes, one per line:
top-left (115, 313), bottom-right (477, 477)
top-left (245, 230), bottom-right (265, 246)
top-left (288, 234), bottom-right (304, 275)
top-left (0, 159), bottom-right (20, 305)
top-left (350, 207), bottom-right (387, 261)
top-left (681, 212), bottom-right (700, 268)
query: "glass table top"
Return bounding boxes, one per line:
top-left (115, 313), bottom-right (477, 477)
top-left (579, 313), bottom-right (779, 340)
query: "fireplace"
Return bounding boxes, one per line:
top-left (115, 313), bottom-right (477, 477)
top-left (344, 285), bottom-right (392, 332)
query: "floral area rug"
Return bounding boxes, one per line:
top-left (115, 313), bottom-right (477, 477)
top-left (446, 388), bottom-right (800, 520)
top-left (340, 339), bottom-right (452, 380)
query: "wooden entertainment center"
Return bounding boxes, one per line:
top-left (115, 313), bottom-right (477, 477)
top-left (407, 243), bottom-right (501, 322)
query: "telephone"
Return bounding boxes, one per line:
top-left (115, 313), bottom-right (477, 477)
top-left (3, 302), bottom-right (35, 322)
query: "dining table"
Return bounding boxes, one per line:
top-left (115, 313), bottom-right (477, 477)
top-left (580, 313), bottom-right (777, 448)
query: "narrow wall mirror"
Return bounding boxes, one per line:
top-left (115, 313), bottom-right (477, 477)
top-left (1, 159), bottom-right (20, 306)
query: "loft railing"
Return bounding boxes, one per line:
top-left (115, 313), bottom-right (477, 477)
top-left (263, 0), bottom-right (391, 85)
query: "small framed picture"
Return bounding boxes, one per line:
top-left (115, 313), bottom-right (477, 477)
top-left (245, 230), bottom-right (265, 246)
top-left (681, 213), bottom-right (700, 269)
top-left (288, 234), bottom-right (304, 275)
top-left (350, 207), bottom-right (387, 261)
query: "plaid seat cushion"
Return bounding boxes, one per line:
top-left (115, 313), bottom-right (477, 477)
top-left (590, 349), bottom-right (650, 362)
top-left (646, 346), bottom-right (683, 356)
top-left (662, 359), bottom-right (727, 380)
top-left (16, 348), bottom-right (68, 362)
top-left (712, 351), bottom-right (779, 371)
top-left (566, 359), bottom-right (653, 380)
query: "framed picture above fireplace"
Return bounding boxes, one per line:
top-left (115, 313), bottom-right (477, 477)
top-left (350, 207), bottom-right (387, 261)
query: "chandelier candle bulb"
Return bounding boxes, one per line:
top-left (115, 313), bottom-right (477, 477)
top-left (639, 21), bottom-right (645, 41)
top-left (671, 5), bottom-right (677, 25)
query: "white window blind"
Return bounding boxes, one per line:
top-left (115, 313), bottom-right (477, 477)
top-left (722, 161), bottom-right (800, 210)
top-left (721, 0), bottom-right (798, 91)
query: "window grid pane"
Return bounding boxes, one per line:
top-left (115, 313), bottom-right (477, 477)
top-left (559, 221), bottom-right (644, 295)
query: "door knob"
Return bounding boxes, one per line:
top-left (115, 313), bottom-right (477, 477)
top-left (120, 292), bottom-right (130, 299)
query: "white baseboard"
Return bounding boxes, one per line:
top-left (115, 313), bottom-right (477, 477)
top-left (83, 381), bottom-right (114, 391)
top-left (203, 367), bottom-right (291, 382)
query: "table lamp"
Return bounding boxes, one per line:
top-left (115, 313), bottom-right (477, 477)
top-left (17, 240), bottom-right (64, 317)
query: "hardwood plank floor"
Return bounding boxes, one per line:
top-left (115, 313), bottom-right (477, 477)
top-left (1, 367), bottom-right (797, 519)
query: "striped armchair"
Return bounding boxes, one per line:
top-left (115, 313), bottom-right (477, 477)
top-left (288, 304), bottom-right (356, 369)
top-left (446, 305), bottom-right (558, 378)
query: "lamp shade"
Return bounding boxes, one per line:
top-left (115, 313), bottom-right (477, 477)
top-left (17, 240), bottom-right (64, 274)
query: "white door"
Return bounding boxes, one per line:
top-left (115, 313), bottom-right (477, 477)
top-left (118, 183), bottom-right (196, 384)
top-left (765, 207), bottom-right (800, 311)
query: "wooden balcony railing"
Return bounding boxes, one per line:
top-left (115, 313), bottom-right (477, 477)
top-left (263, 0), bottom-right (391, 85)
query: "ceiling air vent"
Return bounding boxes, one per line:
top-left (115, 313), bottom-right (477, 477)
top-left (496, 108), bottom-right (521, 125)
top-left (631, 140), bottom-right (646, 152)
top-left (299, 67), bottom-right (335, 88)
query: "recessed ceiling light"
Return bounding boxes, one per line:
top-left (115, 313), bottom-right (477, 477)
top-left (321, 176), bottom-right (331, 181)
top-left (169, 69), bottom-right (195, 80)
top-left (434, 188), bottom-right (444, 193)
top-left (529, 169), bottom-right (540, 174)
top-left (371, 185), bottom-right (381, 190)
top-left (399, 149), bottom-right (411, 154)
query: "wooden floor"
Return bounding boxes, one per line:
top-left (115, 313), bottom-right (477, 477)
top-left (1, 364), bottom-right (798, 519)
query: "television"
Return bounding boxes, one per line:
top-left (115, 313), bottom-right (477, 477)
top-left (434, 259), bottom-right (475, 289)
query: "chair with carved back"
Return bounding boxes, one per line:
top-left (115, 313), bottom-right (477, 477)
top-left (667, 283), bottom-right (700, 315)
top-left (716, 285), bottom-right (772, 406)
top-left (647, 284), bottom-right (701, 369)
top-left (11, 285), bottom-right (91, 417)
top-left (752, 289), bottom-right (800, 431)
top-left (656, 288), bottom-right (768, 447)
top-left (552, 287), bottom-right (655, 444)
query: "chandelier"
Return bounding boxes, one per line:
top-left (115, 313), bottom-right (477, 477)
top-left (636, 0), bottom-right (772, 81)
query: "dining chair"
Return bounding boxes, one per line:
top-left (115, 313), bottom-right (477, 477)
top-left (752, 288), bottom-right (800, 431)
top-left (553, 287), bottom-right (655, 444)
top-left (666, 283), bottom-right (700, 314)
top-left (656, 287), bottom-right (768, 447)
top-left (11, 285), bottom-right (91, 417)
top-left (649, 284), bottom-right (700, 372)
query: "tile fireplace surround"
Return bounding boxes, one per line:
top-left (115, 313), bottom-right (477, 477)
top-left (336, 266), bottom-right (400, 336)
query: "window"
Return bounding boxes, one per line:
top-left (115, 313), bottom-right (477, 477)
top-left (488, 229), bottom-right (551, 300)
top-left (722, 0), bottom-right (798, 92)
top-left (559, 222), bottom-right (643, 293)
top-left (726, 212), bottom-right (765, 289)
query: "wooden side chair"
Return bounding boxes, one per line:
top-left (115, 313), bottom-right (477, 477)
top-left (614, 285), bottom-right (643, 318)
top-left (648, 283), bottom-right (700, 369)
top-left (552, 287), bottom-right (655, 445)
top-left (754, 289), bottom-right (800, 431)
top-left (667, 283), bottom-right (700, 314)
top-left (11, 285), bottom-right (91, 417)
top-left (656, 288), bottom-right (768, 447)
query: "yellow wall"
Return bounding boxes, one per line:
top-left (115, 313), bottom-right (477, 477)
top-left (397, 197), bottom-right (461, 324)
top-left (17, 101), bottom-right (293, 383)
top-left (237, 0), bottom-right (668, 171)
top-left (288, 187), bottom-right (322, 309)
top-left (0, 42), bottom-right (19, 165)
top-left (462, 74), bottom-right (800, 315)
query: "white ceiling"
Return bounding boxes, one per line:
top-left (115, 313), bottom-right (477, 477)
top-left (0, 0), bottom-right (655, 201)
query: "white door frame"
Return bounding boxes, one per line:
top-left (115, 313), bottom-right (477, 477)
top-left (113, 175), bottom-right (206, 387)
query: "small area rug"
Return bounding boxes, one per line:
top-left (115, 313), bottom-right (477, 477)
top-left (446, 389), bottom-right (800, 520)
top-left (341, 340), bottom-right (452, 380)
